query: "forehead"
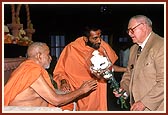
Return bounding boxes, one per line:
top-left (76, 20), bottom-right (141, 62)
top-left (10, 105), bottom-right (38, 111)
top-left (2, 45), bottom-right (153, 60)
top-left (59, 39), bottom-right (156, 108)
top-left (128, 19), bottom-right (137, 28)
top-left (90, 29), bottom-right (101, 36)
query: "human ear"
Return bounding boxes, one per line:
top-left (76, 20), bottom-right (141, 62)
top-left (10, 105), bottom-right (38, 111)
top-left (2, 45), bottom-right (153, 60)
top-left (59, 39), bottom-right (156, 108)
top-left (35, 52), bottom-right (42, 61)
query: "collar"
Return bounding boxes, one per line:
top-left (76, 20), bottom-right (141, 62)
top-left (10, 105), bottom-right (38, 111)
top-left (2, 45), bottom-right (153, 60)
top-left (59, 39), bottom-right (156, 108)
top-left (138, 32), bottom-right (151, 50)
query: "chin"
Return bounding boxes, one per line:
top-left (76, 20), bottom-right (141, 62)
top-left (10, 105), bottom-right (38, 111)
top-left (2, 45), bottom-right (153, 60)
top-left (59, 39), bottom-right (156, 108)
top-left (93, 45), bottom-right (100, 50)
top-left (45, 65), bottom-right (50, 69)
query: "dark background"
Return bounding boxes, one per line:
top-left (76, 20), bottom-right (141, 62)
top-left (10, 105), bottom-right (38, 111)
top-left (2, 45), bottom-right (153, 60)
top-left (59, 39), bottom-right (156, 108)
top-left (4, 3), bottom-right (164, 45)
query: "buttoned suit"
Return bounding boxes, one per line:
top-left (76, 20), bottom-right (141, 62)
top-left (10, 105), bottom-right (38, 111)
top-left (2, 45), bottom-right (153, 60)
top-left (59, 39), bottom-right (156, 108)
top-left (120, 32), bottom-right (164, 111)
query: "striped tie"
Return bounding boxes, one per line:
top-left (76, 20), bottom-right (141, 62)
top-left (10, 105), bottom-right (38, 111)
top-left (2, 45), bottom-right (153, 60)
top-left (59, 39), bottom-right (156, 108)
top-left (137, 46), bottom-right (142, 58)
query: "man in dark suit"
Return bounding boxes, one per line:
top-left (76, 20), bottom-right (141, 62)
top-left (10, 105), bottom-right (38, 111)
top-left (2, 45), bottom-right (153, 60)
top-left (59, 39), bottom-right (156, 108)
top-left (116, 15), bottom-right (164, 111)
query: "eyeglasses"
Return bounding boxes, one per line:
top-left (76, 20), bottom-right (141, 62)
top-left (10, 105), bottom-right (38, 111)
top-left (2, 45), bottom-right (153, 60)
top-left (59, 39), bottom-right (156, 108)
top-left (126, 23), bottom-right (143, 34)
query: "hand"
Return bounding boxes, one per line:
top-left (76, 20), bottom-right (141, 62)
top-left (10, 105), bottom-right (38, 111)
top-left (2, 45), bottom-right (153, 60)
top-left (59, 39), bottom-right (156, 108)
top-left (91, 70), bottom-right (102, 79)
top-left (113, 88), bottom-right (124, 97)
top-left (91, 68), bottom-right (108, 80)
top-left (80, 80), bottom-right (97, 93)
top-left (60, 79), bottom-right (71, 93)
top-left (130, 101), bottom-right (146, 111)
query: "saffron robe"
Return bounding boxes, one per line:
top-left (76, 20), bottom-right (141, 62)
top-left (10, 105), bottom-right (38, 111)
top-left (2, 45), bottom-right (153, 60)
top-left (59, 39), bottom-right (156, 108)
top-left (4, 59), bottom-right (56, 106)
top-left (53, 37), bottom-right (118, 111)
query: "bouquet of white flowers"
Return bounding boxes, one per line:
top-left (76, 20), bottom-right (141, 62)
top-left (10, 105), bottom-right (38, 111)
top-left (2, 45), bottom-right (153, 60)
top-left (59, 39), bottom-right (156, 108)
top-left (89, 49), bottom-right (128, 109)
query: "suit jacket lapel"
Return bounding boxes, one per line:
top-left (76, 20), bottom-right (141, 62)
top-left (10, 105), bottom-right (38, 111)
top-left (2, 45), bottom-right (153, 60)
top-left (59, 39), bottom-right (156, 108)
top-left (133, 32), bottom-right (155, 77)
top-left (129, 32), bottom-right (157, 104)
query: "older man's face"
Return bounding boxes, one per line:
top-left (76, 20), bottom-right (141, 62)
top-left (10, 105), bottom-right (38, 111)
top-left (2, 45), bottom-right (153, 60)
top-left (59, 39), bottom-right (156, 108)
top-left (127, 19), bottom-right (146, 44)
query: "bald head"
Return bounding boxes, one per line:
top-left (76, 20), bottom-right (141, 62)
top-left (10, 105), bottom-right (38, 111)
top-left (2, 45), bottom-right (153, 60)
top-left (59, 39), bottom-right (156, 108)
top-left (129, 15), bottom-right (152, 28)
top-left (127, 15), bottom-right (153, 44)
top-left (27, 42), bottom-right (48, 58)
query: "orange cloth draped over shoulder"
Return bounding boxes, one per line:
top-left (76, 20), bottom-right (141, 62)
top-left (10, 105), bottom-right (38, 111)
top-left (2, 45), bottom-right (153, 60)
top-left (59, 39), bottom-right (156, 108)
top-left (4, 59), bottom-right (73, 110)
top-left (4, 59), bottom-right (56, 107)
top-left (53, 37), bottom-right (118, 111)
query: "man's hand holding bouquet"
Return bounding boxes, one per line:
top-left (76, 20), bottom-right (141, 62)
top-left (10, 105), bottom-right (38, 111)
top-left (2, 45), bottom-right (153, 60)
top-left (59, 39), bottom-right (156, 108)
top-left (89, 49), bottom-right (128, 109)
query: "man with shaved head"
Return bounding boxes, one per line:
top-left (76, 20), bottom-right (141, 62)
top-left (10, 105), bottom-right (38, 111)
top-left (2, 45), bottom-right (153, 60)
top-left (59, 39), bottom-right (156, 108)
top-left (4, 42), bottom-right (97, 110)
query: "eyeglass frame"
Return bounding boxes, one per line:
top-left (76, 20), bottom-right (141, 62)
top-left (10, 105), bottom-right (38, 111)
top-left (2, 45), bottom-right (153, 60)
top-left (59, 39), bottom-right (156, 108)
top-left (126, 23), bottom-right (144, 34)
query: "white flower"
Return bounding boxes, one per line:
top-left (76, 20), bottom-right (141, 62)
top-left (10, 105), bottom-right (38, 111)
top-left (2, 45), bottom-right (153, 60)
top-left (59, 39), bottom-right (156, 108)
top-left (103, 74), bottom-right (111, 79)
top-left (90, 50), bottom-right (109, 70)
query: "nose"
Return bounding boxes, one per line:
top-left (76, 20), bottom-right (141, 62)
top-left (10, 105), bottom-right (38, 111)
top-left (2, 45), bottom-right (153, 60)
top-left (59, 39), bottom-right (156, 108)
top-left (49, 55), bottom-right (52, 61)
top-left (128, 31), bottom-right (134, 37)
top-left (97, 37), bottom-right (101, 43)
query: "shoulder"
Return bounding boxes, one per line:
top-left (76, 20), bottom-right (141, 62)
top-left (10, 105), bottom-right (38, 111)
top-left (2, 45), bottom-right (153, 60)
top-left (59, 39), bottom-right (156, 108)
top-left (130, 44), bottom-right (138, 51)
top-left (66, 37), bottom-right (84, 47)
top-left (20, 60), bottom-right (42, 75)
top-left (150, 32), bottom-right (164, 50)
top-left (151, 32), bottom-right (164, 44)
top-left (101, 40), bottom-right (114, 51)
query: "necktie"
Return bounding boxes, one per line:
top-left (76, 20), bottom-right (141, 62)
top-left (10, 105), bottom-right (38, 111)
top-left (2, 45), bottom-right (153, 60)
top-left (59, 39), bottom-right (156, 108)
top-left (137, 46), bottom-right (142, 58)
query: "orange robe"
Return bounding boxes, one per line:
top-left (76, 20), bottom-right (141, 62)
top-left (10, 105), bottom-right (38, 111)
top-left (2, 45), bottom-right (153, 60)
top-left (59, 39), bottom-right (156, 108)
top-left (4, 59), bottom-right (74, 110)
top-left (53, 37), bottom-right (118, 111)
top-left (4, 59), bottom-right (56, 106)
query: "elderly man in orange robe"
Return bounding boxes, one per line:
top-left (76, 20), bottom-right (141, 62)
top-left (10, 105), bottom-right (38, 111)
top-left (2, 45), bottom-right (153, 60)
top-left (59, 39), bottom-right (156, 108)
top-left (53, 26), bottom-right (127, 111)
top-left (4, 42), bottom-right (97, 110)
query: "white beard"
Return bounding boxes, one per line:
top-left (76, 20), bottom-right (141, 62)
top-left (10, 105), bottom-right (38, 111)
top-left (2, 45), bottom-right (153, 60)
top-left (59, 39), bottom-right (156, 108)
top-left (45, 64), bottom-right (50, 69)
